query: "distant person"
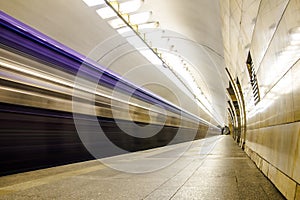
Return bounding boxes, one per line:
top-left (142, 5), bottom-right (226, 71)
top-left (224, 126), bottom-right (230, 135)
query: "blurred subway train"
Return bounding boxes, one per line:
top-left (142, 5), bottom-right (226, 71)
top-left (0, 11), bottom-right (219, 176)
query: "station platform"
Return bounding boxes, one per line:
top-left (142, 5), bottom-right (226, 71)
top-left (0, 135), bottom-right (285, 200)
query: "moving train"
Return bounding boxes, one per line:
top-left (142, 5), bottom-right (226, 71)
top-left (0, 11), bottom-right (219, 176)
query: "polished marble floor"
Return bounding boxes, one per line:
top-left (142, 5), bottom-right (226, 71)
top-left (0, 135), bottom-right (285, 200)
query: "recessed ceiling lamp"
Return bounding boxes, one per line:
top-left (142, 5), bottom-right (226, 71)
top-left (117, 21), bottom-right (159, 34)
top-left (96, 6), bottom-right (117, 19)
top-left (119, 0), bottom-right (144, 14)
top-left (289, 27), bottom-right (300, 41)
top-left (108, 18), bottom-right (126, 29)
top-left (82, 0), bottom-right (105, 7)
top-left (289, 40), bottom-right (300, 46)
top-left (129, 12), bottom-right (152, 25)
top-left (96, 0), bottom-right (143, 19)
top-left (107, 12), bottom-right (151, 29)
top-left (285, 45), bottom-right (300, 51)
top-left (117, 26), bottom-right (132, 34)
top-left (139, 50), bottom-right (163, 65)
top-left (138, 21), bottom-right (159, 29)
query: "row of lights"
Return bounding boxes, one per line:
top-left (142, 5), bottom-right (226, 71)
top-left (82, 0), bottom-right (222, 124)
top-left (161, 52), bottom-right (214, 117)
top-left (83, 0), bottom-right (159, 32)
top-left (83, 0), bottom-right (165, 69)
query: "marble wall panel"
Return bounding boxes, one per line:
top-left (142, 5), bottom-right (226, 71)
top-left (292, 61), bottom-right (300, 121)
top-left (251, 0), bottom-right (289, 69)
top-left (257, 0), bottom-right (300, 98)
top-left (246, 122), bottom-right (300, 183)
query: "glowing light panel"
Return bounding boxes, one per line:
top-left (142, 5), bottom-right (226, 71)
top-left (96, 7), bottom-right (117, 19)
top-left (139, 22), bottom-right (159, 30)
top-left (108, 18), bottom-right (126, 29)
top-left (119, 0), bottom-right (143, 14)
top-left (82, 0), bottom-right (105, 7)
top-left (129, 12), bottom-right (151, 25)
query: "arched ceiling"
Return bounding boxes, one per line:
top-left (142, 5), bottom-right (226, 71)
top-left (1, 0), bottom-right (229, 125)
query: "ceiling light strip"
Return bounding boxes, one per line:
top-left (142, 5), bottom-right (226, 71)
top-left (104, 0), bottom-right (166, 67)
top-left (103, 0), bottom-right (222, 125)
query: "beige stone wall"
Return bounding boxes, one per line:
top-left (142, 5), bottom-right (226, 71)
top-left (221, 0), bottom-right (300, 199)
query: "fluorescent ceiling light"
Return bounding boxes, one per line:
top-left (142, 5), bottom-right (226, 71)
top-left (129, 12), bottom-right (151, 25)
top-left (289, 27), bottom-right (300, 41)
top-left (119, 0), bottom-right (143, 14)
top-left (289, 40), bottom-right (300, 46)
top-left (139, 50), bottom-right (162, 65)
top-left (285, 45), bottom-right (300, 51)
top-left (96, 6), bottom-right (117, 19)
top-left (117, 26), bottom-right (132, 34)
top-left (290, 33), bottom-right (300, 41)
top-left (82, 0), bottom-right (105, 7)
top-left (139, 22), bottom-right (159, 29)
top-left (108, 18), bottom-right (126, 29)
